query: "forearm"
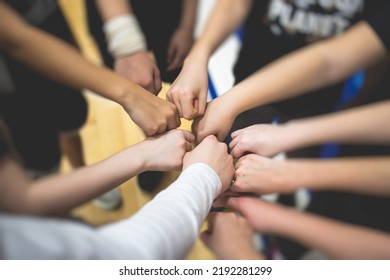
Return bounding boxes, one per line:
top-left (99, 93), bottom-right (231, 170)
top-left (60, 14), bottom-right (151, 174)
top-left (219, 22), bottom-right (386, 116)
top-left (179, 0), bottom-right (198, 32)
top-left (2, 143), bottom-right (148, 216)
top-left (269, 206), bottom-right (390, 259)
top-left (95, 0), bottom-right (132, 21)
top-left (282, 101), bottom-right (390, 150)
top-left (1, 164), bottom-right (221, 260)
top-left (99, 163), bottom-right (222, 259)
top-left (0, 3), bottom-right (141, 107)
top-left (185, 0), bottom-right (251, 64)
top-left (283, 157), bottom-right (390, 196)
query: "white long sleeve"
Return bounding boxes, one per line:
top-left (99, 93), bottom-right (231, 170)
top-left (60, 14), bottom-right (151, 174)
top-left (0, 163), bottom-right (222, 259)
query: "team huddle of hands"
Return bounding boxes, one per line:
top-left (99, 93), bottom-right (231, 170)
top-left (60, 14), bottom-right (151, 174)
top-left (146, 118), bottom-right (293, 260)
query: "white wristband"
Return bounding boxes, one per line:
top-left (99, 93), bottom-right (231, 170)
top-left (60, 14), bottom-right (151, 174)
top-left (103, 14), bottom-right (147, 58)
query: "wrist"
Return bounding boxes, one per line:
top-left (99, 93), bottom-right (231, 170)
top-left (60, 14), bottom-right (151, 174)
top-left (218, 90), bottom-right (242, 118)
top-left (282, 120), bottom-right (315, 151)
top-left (266, 205), bottom-right (296, 235)
top-left (177, 23), bottom-right (195, 33)
top-left (133, 141), bottom-right (151, 172)
top-left (103, 14), bottom-right (147, 58)
top-left (185, 42), bottom-right (212, 64)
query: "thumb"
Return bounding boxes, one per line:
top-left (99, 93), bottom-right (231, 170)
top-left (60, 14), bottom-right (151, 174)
top-left (200, 230), bottom-right (211, 246)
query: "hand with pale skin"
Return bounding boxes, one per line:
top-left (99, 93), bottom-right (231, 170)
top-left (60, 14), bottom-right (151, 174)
top-left (232, 154), bottom-right (295, 195)
top-left (166, 27), bottom-right (194, 72)
top-left (215, 195), bottom-right (390, 259)
top-left (201, 212), bottom-right (264, 260)
top-left (0, 129), bottom-right (193, 216)
top-left (122, 86), bottom-right (181, 136)
top-left (230, 124), bottom-right (288, 158)
top-left (192, 96), bottom-right (237, 143)
top-left (114, 51), bottom-right (162, 95)
top-left (167, 0), bottom-right (251, 120)
top-left (140, 129), bottom-right (195, 171)
top-left (233, 154), bottom-right (390, 197)
top-left (166, 56), bottom-right (208, 120)
top-left (183, 135), bottom-right (234, 191)
top-left (214, 196), bottom-right (296, 234)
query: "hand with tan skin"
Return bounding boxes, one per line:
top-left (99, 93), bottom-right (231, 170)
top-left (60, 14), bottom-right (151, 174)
top-left (201, 212), bottom-right (264, 260)
top-left (166, 0), bottom-right (197, 72)
top-left (95, 0), bottom-right (162, 94)
top-left (123, 88), bottom-right (181, 136)
top-left (183, 135), bottom-right (234, 191)
top-left (0, 2), bottom-right (180, 137)
top-left (114, 52), bottom-right (162, 95)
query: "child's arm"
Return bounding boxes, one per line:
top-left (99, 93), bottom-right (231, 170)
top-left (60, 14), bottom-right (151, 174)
top-left (232, 154), bottom-right (390, 197)
top-left (0, 135), bottom-right (234, 260)
top-left (95, 0), bottom-right (162, 94)
top-left (167, 0), bottom-right (253, 119)
top-left (0, 2), bottom-right (179, 136)
top-left (201, 212), bottom-right (264, 260)
top-left (224, 197), bottom-right (390, 259)
top-left (0, 130), bottom-right (194, 216)
top-left (230, 101), bottom-right (390, 158)
top-left (193, 21), bottom-right (388, 143)
top-left (165, 0), bottom-right (198, 72)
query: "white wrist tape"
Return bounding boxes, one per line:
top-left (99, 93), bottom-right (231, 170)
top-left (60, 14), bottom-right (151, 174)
top-left (103, 14), bottom-right (147, 58)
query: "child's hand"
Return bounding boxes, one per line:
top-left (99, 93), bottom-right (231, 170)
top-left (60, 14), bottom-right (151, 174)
top-left (201, 212), bottom-right (264, 260)
top-left (192, 97), bottom-right (236, 144)
top-left (123, 88), bottom-right (181, 137)
top-left (214, 195), bottom-right (290, 234)
top-left (232, 154), bottom-right (296, 194)
top-left (183, 135), bottom-right (234, 192)
top-left (141, 129), bottom-right (194, 171)
top-left (229, 124), bottom-right (288, 158)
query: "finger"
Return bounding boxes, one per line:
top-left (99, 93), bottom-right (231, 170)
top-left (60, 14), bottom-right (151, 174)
top-left (171, 91), bottom-right (184, 118)
top-left (193, 99), bottom-right (200, 118)
top-left (166, 88), bottom-right (173, 103)
top-left (200, 230), bottom-right (211, 247)
top-left (224, 196), bottom-right (242, 211)
top-left (166, 43), bottom-right (175, 64)
top-left (156, 123), bottom-right (168, 135)
top-left (198, 89), bottom-right (208, 116)
top-left (153, 66), bottom-right (162, 94)
top-left (167, 54), bottom-right (182, 72)
top-left (191, 118), bottom-right (200, 140)
top-left (168, 105), bottom-right (181, 129)
top-left (175, 109), bottom-right (181, 128)
top-left (229, 134), bottom-right (240, 151)
top-left (206, 212), bottom-right (218, 233)
top-left (225, 196), bottom-right (257, 215)
top-left (167, 111), bottom-right (180, 130)
top-left (230, 143), bottom-right (245, 159)
top-left (182, 130), bottom-right (195, 143)
top-left (182, 94), bottom-right (197, 120)
top-left (185, 141), bottom-right (193, 152)
top-left (231, 128), bottom-right (244, 139)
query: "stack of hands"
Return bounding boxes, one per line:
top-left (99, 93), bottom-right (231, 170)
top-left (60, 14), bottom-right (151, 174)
top-left (150, 120), bottom-right (297, 260)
